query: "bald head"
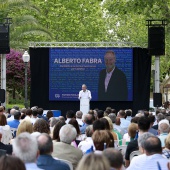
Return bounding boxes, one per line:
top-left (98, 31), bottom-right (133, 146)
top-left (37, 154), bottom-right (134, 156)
top-left (83, 114), bottom-right (93, 125)
top-left (103, 148), bottom-right (123, 169)
top-left (76, 111), bottom-right (83, 119)
top-left (37, 133), bottom-right (53, 155)
top-left (10, 109), bottom-right (16, 116)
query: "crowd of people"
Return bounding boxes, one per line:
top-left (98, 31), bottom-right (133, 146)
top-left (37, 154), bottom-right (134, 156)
top-left (0, 105), bottom-right (170, 170)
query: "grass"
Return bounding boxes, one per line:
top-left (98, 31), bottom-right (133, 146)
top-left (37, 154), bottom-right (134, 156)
top-left (6, 103), bottom-right (25, 109)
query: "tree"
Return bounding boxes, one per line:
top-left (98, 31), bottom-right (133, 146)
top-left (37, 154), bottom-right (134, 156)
top-left (6, 49), bottom-right (30, 99)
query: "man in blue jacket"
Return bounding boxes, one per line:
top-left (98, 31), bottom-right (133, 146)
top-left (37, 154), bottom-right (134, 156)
top-left (37, 133), bottom-right (70, 170)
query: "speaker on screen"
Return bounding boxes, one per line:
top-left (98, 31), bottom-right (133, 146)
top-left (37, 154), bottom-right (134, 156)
top-left (0, 25), bottom-right (10, 54)
top-left (153, 93), bottom-right (162, 107)
top-left (148, 27), bottom-right (165, 56)
top-left (0, 89), bottom-right (5, 103)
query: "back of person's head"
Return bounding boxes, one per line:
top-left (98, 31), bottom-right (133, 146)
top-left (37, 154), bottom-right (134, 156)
top-left (158, 121), bottom-right (170, 134)
top-left (0, 155), bottom-right (26, 170)
top-left (37, 108), bottom-right (43, 115)
top-left (0, 106), bottom-right (4, 113)
top-left (126, 110), bottom-right (132, 117)
top-left (37, 133), bottom-right (53, 155)
top-left (156, 109), bottom-right (161, 116)
top-left (66, 110), bottom-right (75, 119)
top-left (144, 111), bottom-right (149, 117)
top-left (32, 109), bottom-right (38, 117)
top-left (10, 108), bottom-right (16, 116)
top-left (13, 132), bottom-right (38, 163)
top-left (25, 109), bottom-right (32, 116)
top-left (131, 116), bottom-right (140, 123)
top-left (76, 111), bottom-right (83, 119)
top-left (108, 113), bottom-right (116, 123)
top-left (111, 109), bottom-right (116, 114)
top-left (49, 117), bottom-right (60, 127)
top-left (100, 118), bottom-right (110, 131)
top-left (85, 125), bottom-right (93, 137)
top-left (138, 116), bottom-right (150, 132)
top-left (103, 117), bottom-right (113, 131)
top-left (53, 120), bottom-right (66, 141)
top-left (59, 124), bottom-right (77, 144)
top-left (157, 113), bottom-right (165, 122)
top-left (69, 118), bottom-right (80, 136)
top-left (0, 114), bottom-right (7, 126)
top-left (76, 153), bottom-right (110, 170)
top-left (148, 114), bottom-right (155, 125)
top-left (93, 120), bottom-right (105, 131)
top-left (165, 133), bottom-right (170, 149)
top-left (138, 132), bottom-right (154, 152)
top-left (13, 105), bottom-right (19, 110)
top-left (97, 110), bottom-right (104, 119)
top-left (143, 136), bottom-right (162, 155)
top-left (14, 111), bottom-right (21, 120)
top-left (104, 110), bottom-right (110, 117)
top-left (92, 130), bottom-right (113, 151)
top-left (128, 123), bottom-right (138, 138)
top-left (33, 118), bottom-right (50, 134)
top-left (118, 110), bottom-right (126, 118)
top-left (46, 110), bottom-right (53, 120)
top-left (88, 110), bottom-right (94, 115)
top-left (83, 114), bottom-right (93, 125)
top-left (59, 116), bottom-right (65, 122)
top-left (115, 117), bottom-right (121, 125)
top-left (103, 148), bottom-right (123, 169)
top-left (16, 119), bottom-right (33, 136)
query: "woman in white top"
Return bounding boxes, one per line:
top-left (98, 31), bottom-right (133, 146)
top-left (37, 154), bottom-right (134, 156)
top-left (0, 114), bottom-right (12, 144)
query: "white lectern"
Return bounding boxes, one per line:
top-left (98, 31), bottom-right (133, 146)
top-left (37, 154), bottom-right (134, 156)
top-left (80, 98), bottom-right (90, 115)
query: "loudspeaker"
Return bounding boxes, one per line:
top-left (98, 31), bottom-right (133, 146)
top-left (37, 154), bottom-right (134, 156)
top-left (153, 93), bottom-right (162, 107)
top-left (148, 27), bottom-right (165, 56)
top-left (0, 89), bottom-right (5, 103)
top-left (0, 25), bottom-right (9, 54)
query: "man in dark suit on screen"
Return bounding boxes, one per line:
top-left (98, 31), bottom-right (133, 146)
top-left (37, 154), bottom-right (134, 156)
top-left (98, 50), bottom-right (128, 101)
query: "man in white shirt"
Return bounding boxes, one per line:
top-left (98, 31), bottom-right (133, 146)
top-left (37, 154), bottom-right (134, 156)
top-left (78, 84), bottom-right (92, 115)
top-left (78, 84), bottom-right (92, 100)
top-left (127, 136), bottom-right (169, 170)
top-left (118, 110), bottom-right (130, 132)
top-left (7, 109), bottom-right (16, 121)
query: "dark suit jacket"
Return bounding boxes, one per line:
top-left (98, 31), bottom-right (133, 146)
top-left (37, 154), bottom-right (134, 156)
top-left (98, 67), bottom-right (128, 101)
top-left (0, 142), bottom-right (12, 155)
top-left (37, 155), bottom-right (70, 170)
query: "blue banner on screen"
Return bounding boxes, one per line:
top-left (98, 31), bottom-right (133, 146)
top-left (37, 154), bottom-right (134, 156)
top-left (49, 48), bottom-right (133, 101)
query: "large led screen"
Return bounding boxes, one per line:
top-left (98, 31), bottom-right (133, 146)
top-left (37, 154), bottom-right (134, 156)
top-left (49, 48), bottom-right (133, 101)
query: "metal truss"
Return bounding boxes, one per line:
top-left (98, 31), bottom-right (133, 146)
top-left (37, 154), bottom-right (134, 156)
top-left (29, 42), bottom-right (139, 48)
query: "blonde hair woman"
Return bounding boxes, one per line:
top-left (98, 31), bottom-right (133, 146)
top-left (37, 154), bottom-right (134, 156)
top-left (76, 153), bottom-right (110, 170)
top-left (16, 119), bottom-right (33, 136)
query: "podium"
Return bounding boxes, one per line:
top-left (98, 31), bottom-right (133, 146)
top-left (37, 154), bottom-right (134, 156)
top-left (80, 98), bottom-right (90, 115)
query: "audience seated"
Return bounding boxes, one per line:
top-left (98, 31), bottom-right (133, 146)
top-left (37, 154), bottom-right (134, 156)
top-left (123, 123), bottom-right (138, 145)
top-left (162, 133), bottom-right (170, 159)
top-left (76, 111), bottom-right (83, 127)
top-left (78, 125), bottom-right (94, 154)
top-left (7, 109), bottom-right (16, 121)
top-left (31, 109), bottom-right (39, 125)
top-left (37, 108), bottom-right (48, 121)
top-left (46, 110), bottom-right (53, 120)
top-left (148, 115), bottom-right (158, 135)
top-left (16, 119), bottom-right (33, 137)
top-left (103, 148), bottom-right (124, 170)
top-left (76, 153), bottom-right (110, 170)
top-left (12, 132), bottom-right (42, 170)
top-left (125, 109), bottom-right (132, 122)
top-left (53, 120), bottom-right (66, 142)
top-left (118, 110), bottom-right (130, 132)
top-left (24, 109), bottom-right (33, 121)
top-left (0, 114), bottom-right (12, 144)
top-left (52, 124), bottom-right (83, 170)
top-left (152, 113), bottom-right (165, 130)
top-left (65, 110), bottom-right (75, 124)
top-left (80, 114), bottom-right (93, 134)
top-left (114, 117), bottom-right (125, 136)
top-left (37, 133), bottom-right (70, 170)
top-left (0, 155), bottom-right (26, 170)
top-left (127, 136), bottom-right (169, 170)
top-left (33, 118), bottom-right (50, 134)
top-left (97, 110), bottom-right (104, 119)
top-left (125, 116), bottom-right (150, 167)
top-left (158, 119), bottom-right (170, 147)
top-left (92, 130), bottom-right (114, 154)
top-left (7, 111), bottom-right (21, 129)
top-left (0, 126), bottom-right (12, 154)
